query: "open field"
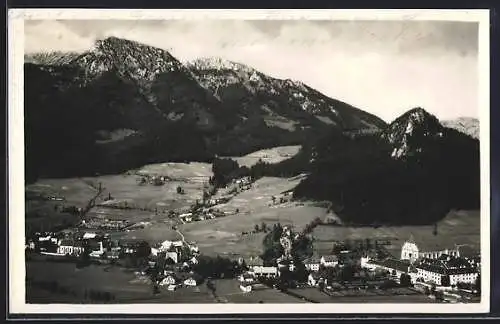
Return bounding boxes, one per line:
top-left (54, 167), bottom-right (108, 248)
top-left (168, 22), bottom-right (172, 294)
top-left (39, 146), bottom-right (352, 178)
top-left (179, 176), bottom-right (330, 257)
top-left (292, 287), bottom-right (435, 303)
top-left (212, 279), bottom-right (308, 303)
top-left (222, 145), bottom-right (302, 168)
top-left (25, 162), bottom-right (213, 242)
top-left (26, 258), bottom-right (219, 303)
top-left (26, 179), bottom-right (98, 208)
top-left (27, 162), bottom-right (213, 213)
top-left (26, 259), bottom-right (152, 303)
top-left (136, 162), bottom-right (212, 180)
top-left (312, 210), bottom-right (480, 257)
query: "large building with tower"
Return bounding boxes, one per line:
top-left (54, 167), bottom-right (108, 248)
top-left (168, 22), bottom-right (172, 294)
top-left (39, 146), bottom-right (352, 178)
top-left (400, 235), bottom-right (461, 263)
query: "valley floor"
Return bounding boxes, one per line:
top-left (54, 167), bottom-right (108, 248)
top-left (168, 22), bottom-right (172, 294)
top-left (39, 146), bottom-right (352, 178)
top-left (23, 149), bottom-right (481, 304)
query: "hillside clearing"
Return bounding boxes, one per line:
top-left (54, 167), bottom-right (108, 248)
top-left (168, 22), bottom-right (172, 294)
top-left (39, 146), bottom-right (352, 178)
top-left (222, 145), bottom-right (302, 168)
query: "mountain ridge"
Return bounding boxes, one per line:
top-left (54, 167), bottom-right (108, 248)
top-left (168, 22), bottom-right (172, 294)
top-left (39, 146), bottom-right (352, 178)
top-left (24, 36), bottom-right (386, 182)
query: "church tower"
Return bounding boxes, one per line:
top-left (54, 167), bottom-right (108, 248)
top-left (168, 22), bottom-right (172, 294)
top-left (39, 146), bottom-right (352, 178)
top-left (400, 234), bottom-right (419, 263)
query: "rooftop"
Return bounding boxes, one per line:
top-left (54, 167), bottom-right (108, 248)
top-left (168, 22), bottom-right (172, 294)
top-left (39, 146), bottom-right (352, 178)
top-left (416, 258), bottom-right (478, 275)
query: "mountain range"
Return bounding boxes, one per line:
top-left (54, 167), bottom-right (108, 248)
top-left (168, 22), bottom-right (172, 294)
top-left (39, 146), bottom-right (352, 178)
top-left (25, 37), bottom-right (384, 182)
top-left (25, 37), bottom-right (480, 225)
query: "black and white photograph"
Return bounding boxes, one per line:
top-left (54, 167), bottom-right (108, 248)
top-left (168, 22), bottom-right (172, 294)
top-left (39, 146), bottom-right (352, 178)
top-left (8, 9), bottom-right (490, 314)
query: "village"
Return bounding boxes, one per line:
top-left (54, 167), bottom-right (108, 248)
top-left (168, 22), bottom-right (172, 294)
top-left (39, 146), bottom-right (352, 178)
top-left (25, 172), bottom-right (481, 304)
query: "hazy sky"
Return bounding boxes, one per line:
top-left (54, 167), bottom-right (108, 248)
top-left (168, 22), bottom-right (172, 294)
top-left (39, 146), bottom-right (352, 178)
top-left (24, 19), bottom-right (479, 122)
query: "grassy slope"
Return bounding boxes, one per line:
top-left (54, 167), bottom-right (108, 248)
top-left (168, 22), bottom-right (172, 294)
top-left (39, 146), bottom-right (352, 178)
top-left (311, 210), bottom-right (480, 257)
top-left (222, 145), bottom-right (302, 168)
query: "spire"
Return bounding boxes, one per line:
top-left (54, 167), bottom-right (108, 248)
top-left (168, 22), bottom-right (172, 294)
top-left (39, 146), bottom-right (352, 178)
top-left (408, 233), bottom-right (415, 244)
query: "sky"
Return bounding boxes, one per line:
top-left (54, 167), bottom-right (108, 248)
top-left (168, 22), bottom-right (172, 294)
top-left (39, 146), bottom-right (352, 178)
top-left (24, 19), bottom-right (479, 122)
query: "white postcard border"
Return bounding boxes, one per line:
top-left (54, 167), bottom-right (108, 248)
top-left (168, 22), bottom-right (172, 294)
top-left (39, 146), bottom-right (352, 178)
top-left (8, 9), bottom-right (491, 315)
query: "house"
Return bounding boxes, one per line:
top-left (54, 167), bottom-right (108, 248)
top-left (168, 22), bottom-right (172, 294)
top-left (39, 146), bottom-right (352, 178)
top-left (184, 274), bottom-right (203, 286)
top-left (400, 238), bottom-right (420, 263)
top-left (189, 256), bottom-right (198, 265)
top-left (167, 285), bottom-right (177, 291)
top-left (160, 274), bottom-right (178, 286)
top-left (246, 256), bottom-right (264, 271)
top-left (304, 256), bottom-right (321, 272)
top-left (360, 256), bottom-right (375, 270)
top-left (26, 240), bottom-right (35, 250)
top-left (83, 232), bottom-right (98, 240)
top-left (151, 247), bottom-right (160, 256)
top-left (90, 250), bottom-right (105, 258)
top-left (172, 241), bottom-right (183, 248)
top-left (239, 273), bottom-right (255, 283)
top-left (320, 255), bottom-right (339, 267)
top-left (179, 213), bottom-right (193, 222)
top-left (165, 251), bottom-right (179, 264)
top-left (106, 250), bottom-right (121, 260)
top-left (308, 272), bottom-right (323, 287)
top-left (240, 283), bottom-right (253, 292)
top-left (252, 266), bottom-right (278, 278)
top-left (57, 240), bottom-right (85, 256)
top-left (120, 239), bottom-right (151, 256)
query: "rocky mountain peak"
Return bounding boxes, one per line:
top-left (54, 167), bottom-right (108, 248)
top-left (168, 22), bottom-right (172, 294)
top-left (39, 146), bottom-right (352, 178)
top-left (382, 107), bottom-right (444, 159)
top-left (72, 36), bottom-right (185, 81)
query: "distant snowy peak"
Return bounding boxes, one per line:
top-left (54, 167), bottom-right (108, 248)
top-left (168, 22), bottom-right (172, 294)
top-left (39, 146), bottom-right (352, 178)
top-left (383, 107), bottom-right (444, 159)
top-left (442, 117), bottom-right (479, 139)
